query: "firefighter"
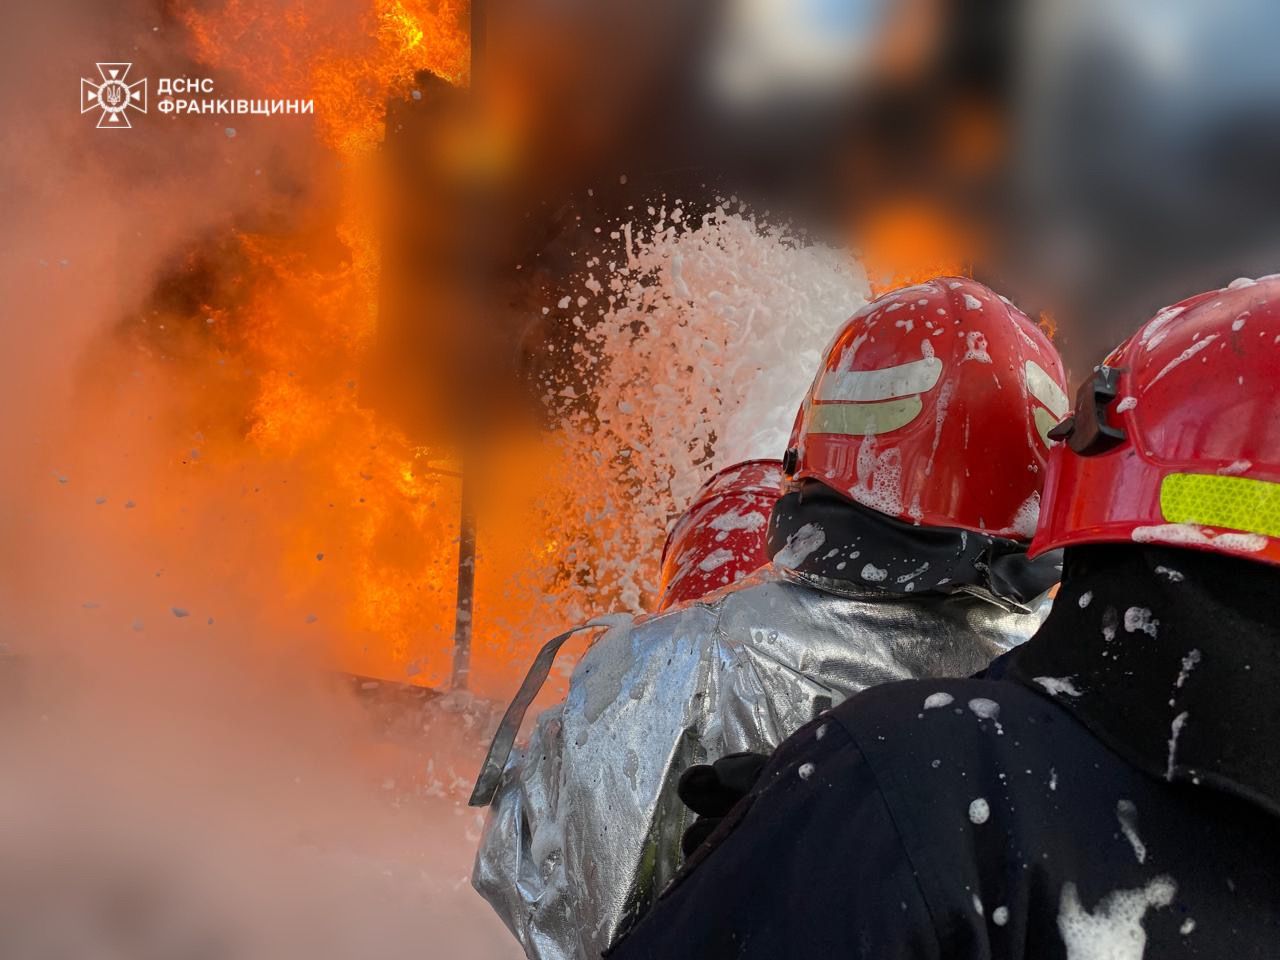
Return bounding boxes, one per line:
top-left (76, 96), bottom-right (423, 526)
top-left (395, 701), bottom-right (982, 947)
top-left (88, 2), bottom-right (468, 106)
top-left (609, 276), bottom-right (1280, 960)
top-left (465, 460), bottom-right (783, 822)
top-left (472, 278), bottom-right (1069, 960)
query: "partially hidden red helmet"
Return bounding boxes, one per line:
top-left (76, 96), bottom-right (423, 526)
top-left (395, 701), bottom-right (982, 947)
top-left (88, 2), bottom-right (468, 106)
top-left (784, 278), bottom-right (1068, 540)
top-left (1032, 275), bottom-right (1280, 565)
top-left (657, 459), bottom-right (783, 610)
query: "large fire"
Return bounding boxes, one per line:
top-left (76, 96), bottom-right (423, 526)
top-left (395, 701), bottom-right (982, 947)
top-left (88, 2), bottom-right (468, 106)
top-left (94, 0), bottom-right (731, 702)
top-left (109, 1), bottom-right (574, 695)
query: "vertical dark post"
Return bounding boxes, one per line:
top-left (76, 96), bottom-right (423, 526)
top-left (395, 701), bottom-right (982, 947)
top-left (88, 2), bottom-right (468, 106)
top-left (450, 474), bottom-right (476, 689)
top-left (450, 0), bottom-right (485, 691)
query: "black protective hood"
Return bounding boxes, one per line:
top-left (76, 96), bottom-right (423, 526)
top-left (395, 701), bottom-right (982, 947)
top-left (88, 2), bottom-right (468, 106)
top-left (766, 481), bottom-right (1061, 606)
top-left (1008, 543), bottom-right (1280, 819)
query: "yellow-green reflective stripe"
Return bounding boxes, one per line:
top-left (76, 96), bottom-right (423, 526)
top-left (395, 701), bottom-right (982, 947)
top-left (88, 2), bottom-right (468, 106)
top-left (1033, 407), bottom-right (1060, 448)
top-left (1160, 472), bottom-right (1280, 539)
top-left (808, 397), bottom-right (922, 436)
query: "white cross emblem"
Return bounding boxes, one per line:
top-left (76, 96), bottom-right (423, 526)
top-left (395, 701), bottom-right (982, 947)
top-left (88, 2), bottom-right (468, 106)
top-left (81, 63), bottom-right (148, 129)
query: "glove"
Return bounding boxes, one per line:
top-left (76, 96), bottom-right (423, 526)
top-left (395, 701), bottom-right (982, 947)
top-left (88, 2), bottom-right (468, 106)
top-left (677, 752), bottom-right (768, 858)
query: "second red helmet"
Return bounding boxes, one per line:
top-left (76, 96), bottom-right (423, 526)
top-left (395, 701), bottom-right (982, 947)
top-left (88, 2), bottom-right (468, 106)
top-left (657, 459), bottom-right (782, 610)
top-left (784, 278), bottom-right (1068, 540)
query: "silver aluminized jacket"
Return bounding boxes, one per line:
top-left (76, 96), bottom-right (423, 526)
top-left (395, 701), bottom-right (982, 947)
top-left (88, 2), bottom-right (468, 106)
top-left (472, 565), bottom-right (1043, 960)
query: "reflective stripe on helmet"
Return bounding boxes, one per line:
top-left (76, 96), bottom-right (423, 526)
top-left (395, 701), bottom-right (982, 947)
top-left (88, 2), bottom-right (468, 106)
top-left (1026, 360), bottom-right (1069, 416)
top-left (808, 396), bottom-right (922, 435)
top-left (1033, 407), bottom-right (1061, 448)
top-left (1160, 472), bottom-right (1280, 539)
top-left (1027, 360), bottom-right (1070, 448)
top-left (816, 357), bottom-right (943, 403)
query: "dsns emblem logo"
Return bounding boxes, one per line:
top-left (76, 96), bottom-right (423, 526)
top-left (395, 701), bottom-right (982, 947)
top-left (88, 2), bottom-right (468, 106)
top-left (81, 63), bottom-right (147, 128)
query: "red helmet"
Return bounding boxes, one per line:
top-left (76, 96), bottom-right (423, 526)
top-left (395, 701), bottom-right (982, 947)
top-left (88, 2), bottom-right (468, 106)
top-left (1032, 275), bottom-right (1280, 565)
top-left (657, 459), bottom-right (783, 610)
top-left (783, 278), bottom-right (1068, 540)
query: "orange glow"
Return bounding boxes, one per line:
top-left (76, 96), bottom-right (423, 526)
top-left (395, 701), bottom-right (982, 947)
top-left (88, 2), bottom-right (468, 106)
top-left (855, 199), bottom-right (982, 296)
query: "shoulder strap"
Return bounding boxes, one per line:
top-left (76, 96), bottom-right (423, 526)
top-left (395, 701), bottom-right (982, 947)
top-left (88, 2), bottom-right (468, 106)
top-left (468, 619), bottom-right (618, 806)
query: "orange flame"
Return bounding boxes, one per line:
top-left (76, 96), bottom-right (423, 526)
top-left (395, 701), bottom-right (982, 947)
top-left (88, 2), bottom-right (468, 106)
top-left (117, 2), bottom-right (593, 696)
top-left (183, 0), bottom-right (469, 159)
top-left (1038, 310), bottom-right (1059, 341)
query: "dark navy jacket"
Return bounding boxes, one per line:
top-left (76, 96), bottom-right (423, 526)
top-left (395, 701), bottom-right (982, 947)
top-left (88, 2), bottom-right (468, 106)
top-left (609, 546), bottom-right (1280, 959)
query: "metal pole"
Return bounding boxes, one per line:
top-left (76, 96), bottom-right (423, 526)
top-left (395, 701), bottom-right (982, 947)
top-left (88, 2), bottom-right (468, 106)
top-left (450, 474), bottom-right (476, 689)
top-left (450, 0), bottom-right (485, 691)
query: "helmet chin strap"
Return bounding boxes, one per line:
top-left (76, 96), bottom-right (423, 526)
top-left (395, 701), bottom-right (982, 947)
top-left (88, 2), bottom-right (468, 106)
top-left (1048, 364), bottom-right (1127, 456)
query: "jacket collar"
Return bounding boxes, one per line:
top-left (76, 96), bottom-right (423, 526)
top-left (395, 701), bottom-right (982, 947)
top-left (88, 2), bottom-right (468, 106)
top-left (1008, 545), bottom-right (1280, 819)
